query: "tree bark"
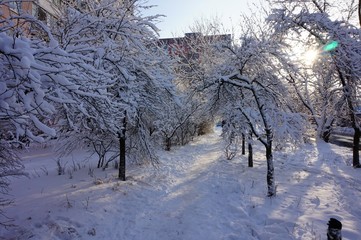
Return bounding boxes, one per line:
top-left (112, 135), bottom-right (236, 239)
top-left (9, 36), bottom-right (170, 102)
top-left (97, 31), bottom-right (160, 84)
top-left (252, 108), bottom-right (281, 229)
top-left (118, 113), bottom-right (127, 181)
top-left (118, 134), bottom-right (126, 181)
top-left (266, 129), bottom-right (275, 197)
top-left (353, 127), bottom-right (361, 168)
top-left (359, 0), bottom-right (361, 28)
top-left (242, 133), bottom-right (246, 155)
top-left (266, 145), bottom-right (275, 197)
top-left (322, 125), bottom-right (332, 143)
top-left (248, 140), bottom-right (253, 168)
top-left (165, 137), bottom-right (171, 151)
top-left (335, 69), bottom-right (360, 167)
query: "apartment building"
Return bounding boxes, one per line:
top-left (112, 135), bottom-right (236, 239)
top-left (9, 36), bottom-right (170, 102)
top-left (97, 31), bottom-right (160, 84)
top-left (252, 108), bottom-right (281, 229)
top-left (158, 32), bottom-right (232, 61)
top-left (1, 1), bottom-right (130, 26)
top-left (0, 0), bottom-right (104, 38)
top-left (1, 0), bottom-right (62, 25)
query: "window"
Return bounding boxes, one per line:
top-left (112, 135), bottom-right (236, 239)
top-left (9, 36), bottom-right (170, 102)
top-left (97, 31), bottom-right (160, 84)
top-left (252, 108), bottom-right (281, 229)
top-left (9, 1), bottom-right (21, 13)
top-left (31, 4), bottom-right (49, 25)
top-left (37, 7), bottom-right (47, 22)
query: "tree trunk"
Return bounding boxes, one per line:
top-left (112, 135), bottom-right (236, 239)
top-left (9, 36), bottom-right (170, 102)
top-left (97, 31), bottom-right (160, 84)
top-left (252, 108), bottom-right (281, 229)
top-left (97, 157), bottom-right (101, 168)
top-left (336, 69), bottom-right (360, 167)
top-left (359, 0), bottom-right (361, 28)
top-left (353, 127), bottom-right (361, 168)
top-left (248, 140), bottom-right (253, 167)
top-left (118, 114), bottom-right (127, 181)
top-left (265, 129), bottom-right (276, 197)
top-left (242, 133), bottom-right (246, 155)
top-left (266, 144), bottom-right (275, 197)
top-left (119, 135), bottom-right (126, 180)
top-left (322, 126), bottom-right (332, 143)
top-left (165, 137), bottom-right (171, 151)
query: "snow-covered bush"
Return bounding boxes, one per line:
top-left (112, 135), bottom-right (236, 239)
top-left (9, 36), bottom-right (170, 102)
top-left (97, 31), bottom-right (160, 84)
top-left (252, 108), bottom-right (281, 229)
top-left (51, 0), bottom-right (178, 178)
top-left (0, 7), bottom-right (58, 222)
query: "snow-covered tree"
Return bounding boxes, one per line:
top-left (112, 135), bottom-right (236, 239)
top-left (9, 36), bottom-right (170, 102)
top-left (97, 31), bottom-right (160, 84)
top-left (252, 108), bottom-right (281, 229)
top-left (53, 0), bottom-right (177, 179)
top-left (0, 4), bottom-right (55, 220)
top-left (292, 60), bottom-right (345, 141)
top-left (0, 2), bottom-right (64, 223)
top-left (267, 0), bottom-right (361, 167)
top-left (155, 18), bottom-right (232, 150)
top-left (156, 93), bottom-right (202, 151)
top-left (215, 21), bottom-right (307, 196)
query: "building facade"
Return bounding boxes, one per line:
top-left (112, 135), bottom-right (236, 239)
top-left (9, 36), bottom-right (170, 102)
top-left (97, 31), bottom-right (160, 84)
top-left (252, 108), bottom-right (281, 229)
top-left (0, 0), bottom-right (105, 38)
top-left (1, 0), bottom-right (129, 28)
top-left (158, 32), bottom-right (232, 60)
top-left (1, 0), bottom-right (62, 24)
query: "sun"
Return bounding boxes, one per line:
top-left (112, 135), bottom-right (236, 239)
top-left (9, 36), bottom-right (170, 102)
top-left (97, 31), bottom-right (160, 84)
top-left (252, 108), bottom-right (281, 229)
top-left (302, 49), bottom-right (319, 65)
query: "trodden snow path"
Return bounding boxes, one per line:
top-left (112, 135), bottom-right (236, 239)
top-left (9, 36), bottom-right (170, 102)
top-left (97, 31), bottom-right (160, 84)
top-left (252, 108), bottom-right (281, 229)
top-left (1, 129), bottom-right (255, 240)
top-left (115, 130), bottom-right (255, 240)
top-left (1, 128), bottom-right (361, 239)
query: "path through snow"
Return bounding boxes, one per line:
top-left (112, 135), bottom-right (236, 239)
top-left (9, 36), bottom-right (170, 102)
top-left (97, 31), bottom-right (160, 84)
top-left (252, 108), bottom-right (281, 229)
top-left (1, 128), bottom-right (361, 239)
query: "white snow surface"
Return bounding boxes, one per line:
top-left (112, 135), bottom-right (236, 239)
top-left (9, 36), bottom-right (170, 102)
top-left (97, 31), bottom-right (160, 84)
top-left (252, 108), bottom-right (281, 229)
top-left (1, 128), bottom-right (361, 240)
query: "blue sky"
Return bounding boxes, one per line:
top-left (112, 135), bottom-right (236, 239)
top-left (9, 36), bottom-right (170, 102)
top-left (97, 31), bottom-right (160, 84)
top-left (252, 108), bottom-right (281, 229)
top-left (143, 0), bottom-right (262, 38)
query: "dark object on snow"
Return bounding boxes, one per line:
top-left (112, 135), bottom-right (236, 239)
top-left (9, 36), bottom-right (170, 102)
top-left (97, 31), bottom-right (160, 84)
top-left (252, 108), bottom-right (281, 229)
top-left (327, 218), bottom-right (342, 240)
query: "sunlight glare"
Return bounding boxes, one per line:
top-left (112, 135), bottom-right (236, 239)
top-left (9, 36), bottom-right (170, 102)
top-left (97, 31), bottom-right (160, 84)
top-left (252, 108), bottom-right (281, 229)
top-left (302, 49), bottom-right (319, 66)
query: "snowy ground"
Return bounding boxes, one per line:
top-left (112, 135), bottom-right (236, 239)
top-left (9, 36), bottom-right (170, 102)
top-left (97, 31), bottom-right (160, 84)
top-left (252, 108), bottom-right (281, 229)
top-left (1, 128), bottom-right (361, 240)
